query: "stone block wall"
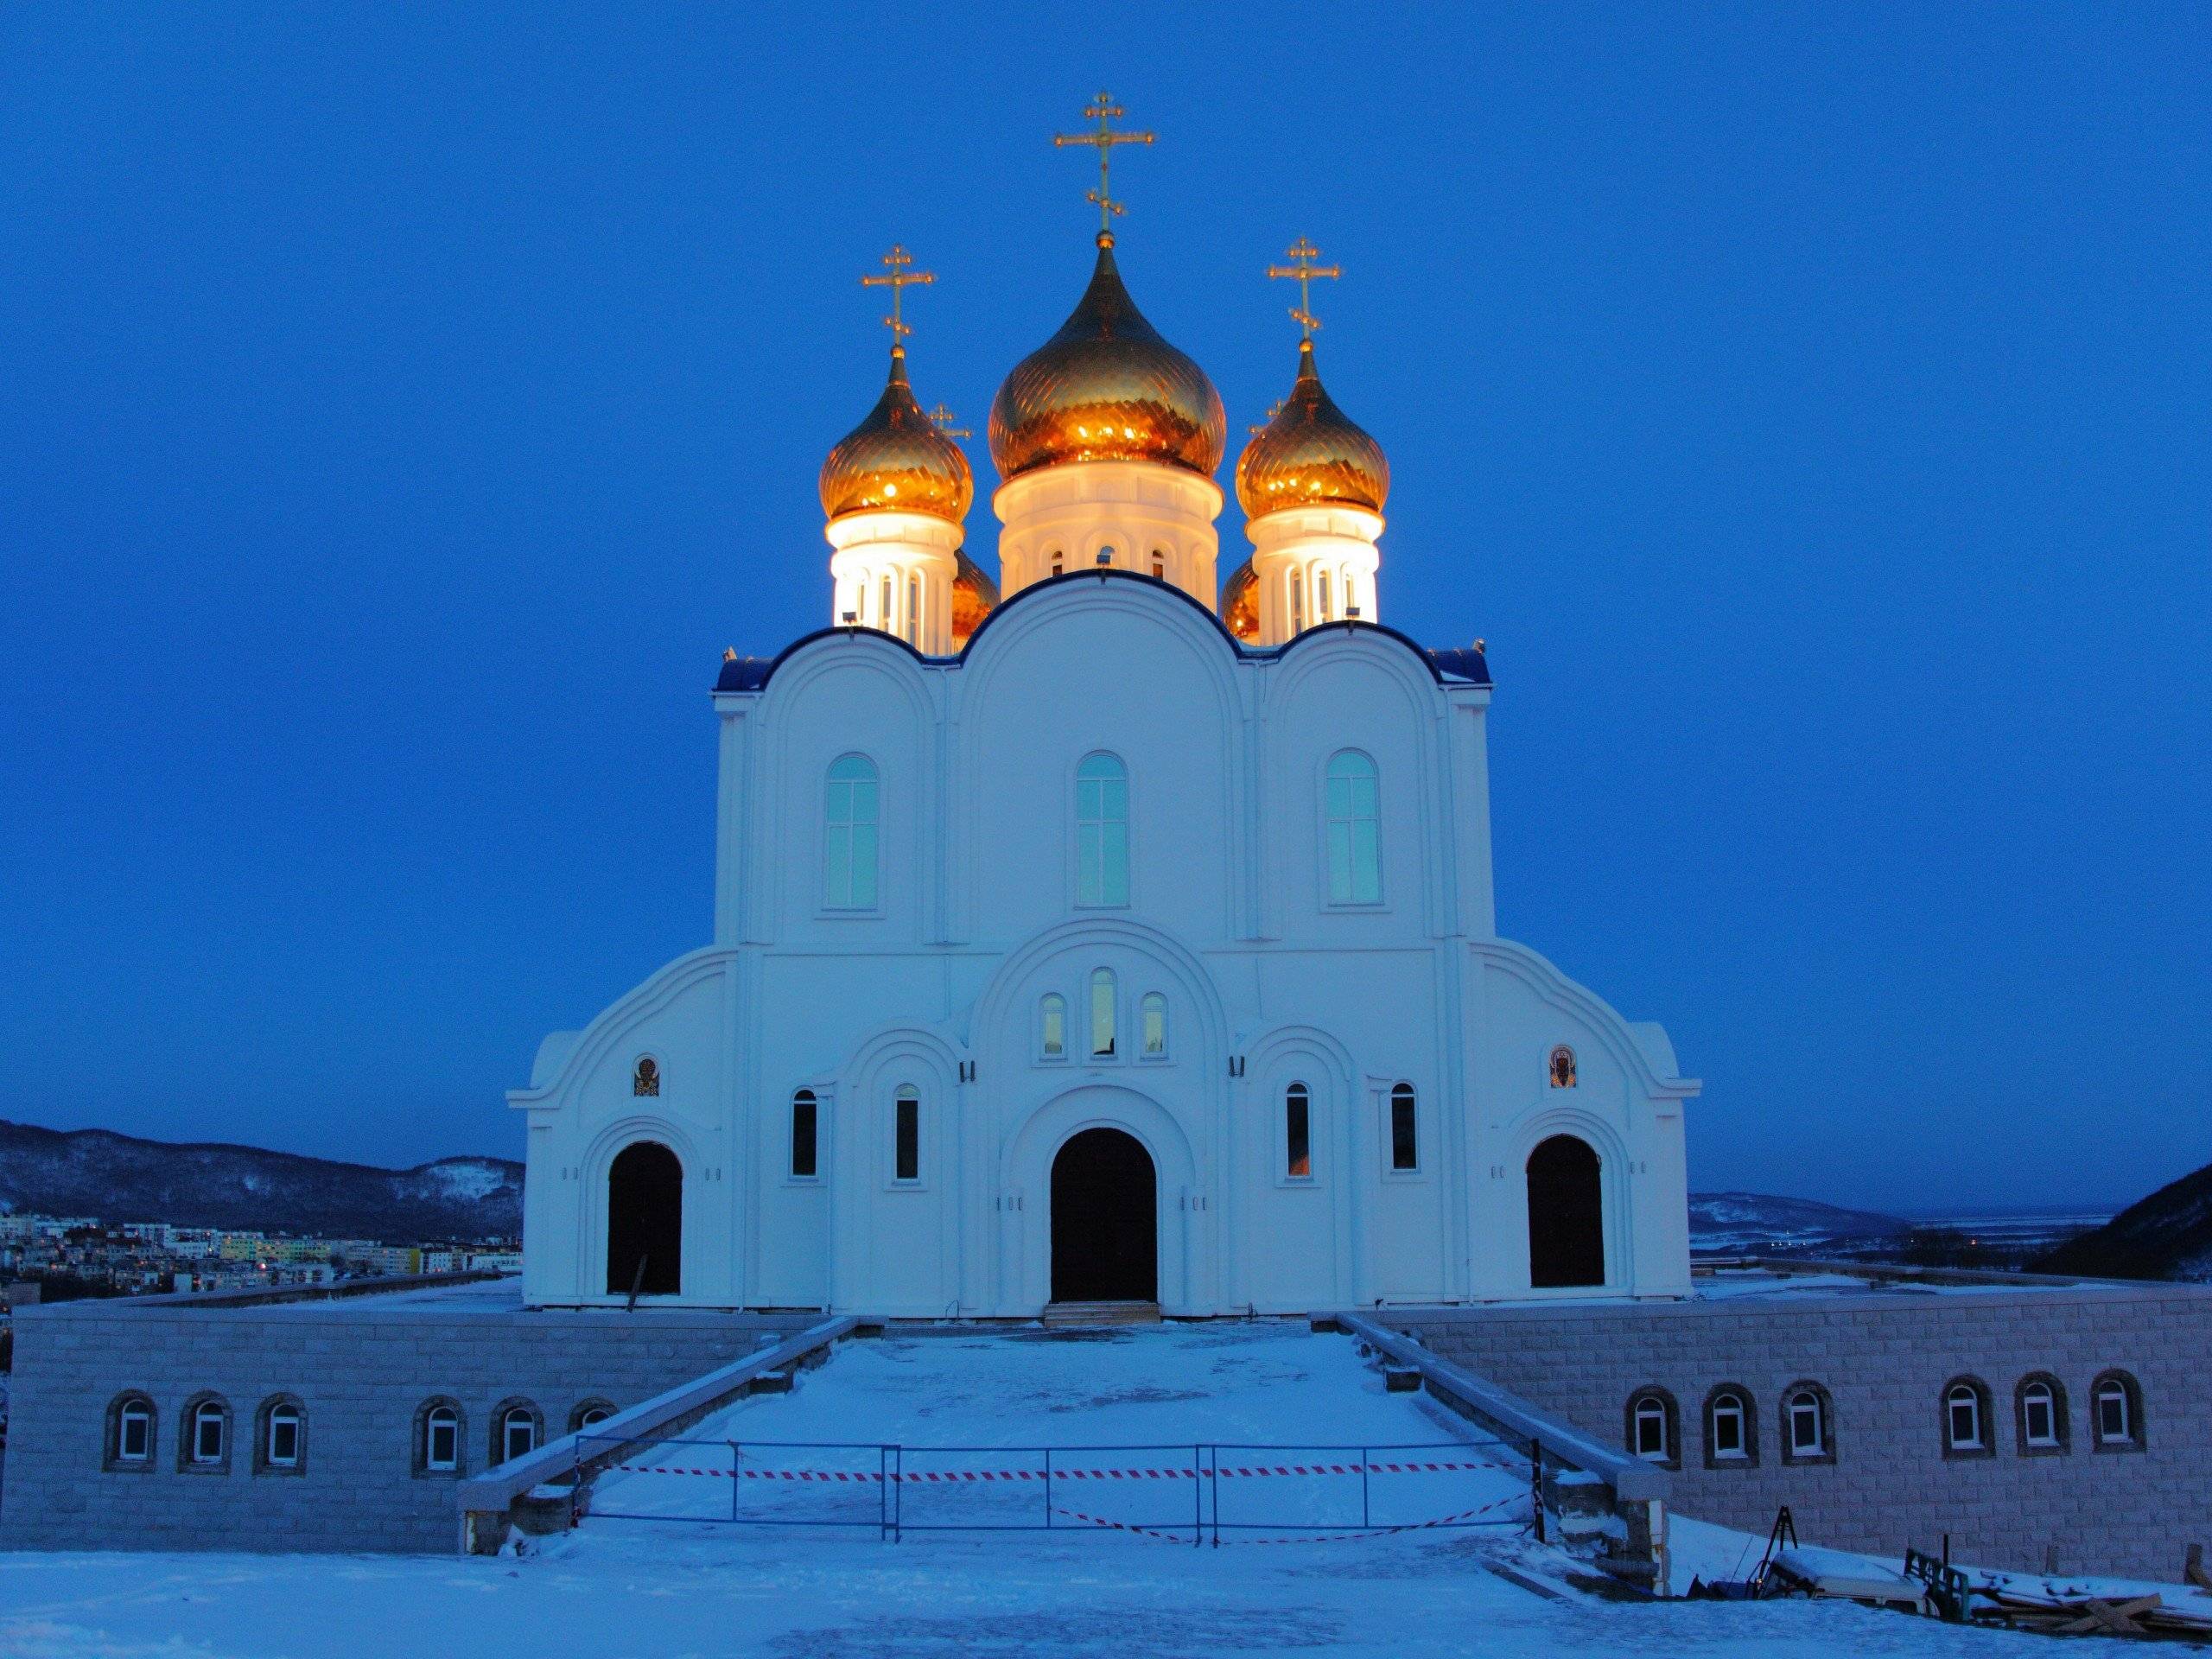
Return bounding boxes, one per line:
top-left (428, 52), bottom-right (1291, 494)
top-left (1378, 1281), bottom-right (2212, 1580)
top-left (0, 1291), bottom-right (811, 1554)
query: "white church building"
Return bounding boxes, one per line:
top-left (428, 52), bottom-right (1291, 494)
top-left (510, 207), bottom-right (1700, 1318)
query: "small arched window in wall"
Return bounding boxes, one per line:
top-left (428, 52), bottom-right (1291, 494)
top-left (1140, 992), bottom-right (1167, 1058)
top-left (1389, 1083), bottom-right (1418, 1171)
top-left (1781, 1383), bottom-right (1834, 1464)
top-left (632, 1056), bottom-right (660, 1097)
top-left (571, 1400), bottom-right (617, 1435)
top-left (493, 1400), bottom-right (542, 1466)
top-left (1049, 549), bottom-right (1065, 578)
top-left (825, 754), bottom-right (880, 911)
top-left (258, 1397), bottom-right (305, 1473)
top-left (906, 575), bottom-right (921, 646)
top-left (2091, 1370), bottom-right (2144, 1452)
top-left (1317, 569), bottom-right (1332, 622)
top-left (419, 1401), bottom-right (462, 1475)
top-left (1325, 751), bottom-right (1381, 905)
top-left (893, 1085), bottom-right (921, 1183)
top-left (1040, 993), bottom-right (1067, 1059)
top-left (106, 1393), bottom-right (156, 1470)
top-left (1548, 1046), bottom-right (1577, 1089)
top-left (1289, 569), bottom-right (1305, 633)
top-left (1705, 1387), bottom-right (1756, 1465)
top-left (182, 1395), bottom-right (231, 1471)
top-left (1089, 969), bottom-right (1117, 1058)
top-left (1285, 1082), bottom-right (1313, 1179)
top-left (880, 575), bottom-right (893, 632)
top-left (1076, 753), bottom-right (1129, 907)
top-left (1626, 1388), bottom-right (1677, 1465)
top-left (1943, 1379), bottom-right (1992, 1457)
top-left (1097, 543), bottom-right (1116, 566)
top-left (2017, 1375), bottom-right (2067, 1453)
top-left (1150, 550), bottom-right (1166, 580)
top-left (790, 1090), bottom-right (818, 1179)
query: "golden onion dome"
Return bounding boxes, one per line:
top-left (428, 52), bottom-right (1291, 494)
top-left (989, 236), bottom-right (1226, 483)
top-left (819, 346), bottom-right (974, 524)
top-left (950, 547), bottom-right (1000, 650)
top-left (1234, 338), bottom-right (1389, 519)
top-left (1220, 556), bottom-right (1259, 643)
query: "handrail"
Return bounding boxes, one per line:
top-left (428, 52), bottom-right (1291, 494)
top-left (455, 1314), bottom-right (857, 1550)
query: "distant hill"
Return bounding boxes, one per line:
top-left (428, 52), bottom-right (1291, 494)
top-left (1688, 1191), bottom-right (1910, 1253)
top-left (2035, 1160), bottom-right (2212, 1282)
top-left (0, 1120), bottom-right (521, 1244)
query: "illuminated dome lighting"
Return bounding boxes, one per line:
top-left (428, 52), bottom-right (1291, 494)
top-left (950, 547), bottom-right (1000, 649)
top-left (1219, 557), bottom-right (1258, 642)
top-left (1234, 338), bottom-right (1389, 519)
top-left (820, 347), bottom-right (974, 525)
top-left (988, 237), bottom-right (1226, 483)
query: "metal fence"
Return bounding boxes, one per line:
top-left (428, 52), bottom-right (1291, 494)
top-left (576, 1432), bottom-right (1535, 1545)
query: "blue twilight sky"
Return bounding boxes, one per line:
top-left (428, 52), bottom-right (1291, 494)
top-left (3, 5), bottom-right (2206, 1214)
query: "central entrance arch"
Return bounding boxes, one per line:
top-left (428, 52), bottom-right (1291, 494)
top-left (607, 1141), bottom-right (682, 1296)
top-left (1050, 1127), bottom-right (1158, 1303)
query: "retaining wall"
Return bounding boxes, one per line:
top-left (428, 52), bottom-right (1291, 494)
top-left (1375, 1279), bottom-right (2212, 1580)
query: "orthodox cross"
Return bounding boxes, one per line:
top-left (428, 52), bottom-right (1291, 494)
top-left (926, 404), bottom-right (970, 439)
top-left (861, 245), bottom-right (934, 341)
top-left (1268, 237), bottom-right (1340, 337)
top-left (1055, 91), bottom-right (1154, 234)
top-left (1248, 399), bottom-right (1286, 435)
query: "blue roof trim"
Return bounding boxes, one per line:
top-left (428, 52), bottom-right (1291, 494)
top-left (714, 569), bottom-right (1490, 693)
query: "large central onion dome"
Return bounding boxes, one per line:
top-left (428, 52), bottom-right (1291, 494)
top-left (1235, 339), bottom-right (1389, 518)
top-left (988, 237), bottom-right (1226, 483)
top-left (820, 346), bottom-right (974, 524)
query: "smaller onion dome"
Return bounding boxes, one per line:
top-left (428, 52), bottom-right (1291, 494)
top-left (1234, 339), bottom-right (1389, 519)
top-left (819, 346), bottom-right (974, 524)
top-left (1219, 557), bottom-right (1259, 643)
top-left (950, 547), bottom-right (1001, 650)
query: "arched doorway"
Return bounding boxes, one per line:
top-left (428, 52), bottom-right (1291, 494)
top-left (1527, 1135), bottom-right (1604, 1288)
top-left (606, 1141), bottom-right (682, 1295)
top-left (1050, 1128), bottom-right (1158, 1304)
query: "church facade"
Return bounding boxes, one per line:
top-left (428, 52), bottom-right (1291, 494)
top-left (511, 221), bottom-right (1700, 1319)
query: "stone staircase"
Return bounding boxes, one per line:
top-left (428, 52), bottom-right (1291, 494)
top-left (1039, 1300), bottom-right (1163, 1328)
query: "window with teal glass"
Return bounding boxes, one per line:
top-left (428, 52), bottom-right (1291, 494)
top-left (825, 755), bottom-right (880, 910)
top-left (1076, 753), bottom-right (1128, 906)
top-left (1325, 750), bottom-right (1380, 905)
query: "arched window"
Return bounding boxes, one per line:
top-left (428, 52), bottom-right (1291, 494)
top-left (1943, 1380), bottom-right (1991, 1455)
top-left (2091, 1371), bottom-right (2144, 1451)
top-left (1140, 993), bottom-right (1167, 1058)
top-left (418, 1401), bottom-right (462, 1475)
top-left (1150, 550), bottom-right (1166, 580)
top-left (1289, 569), bottom-right (1305, 633)
top-left (606, 1141), bottom-right (682, 1296)
top-left (1526, 1135), bottom-right (1604, 1288)
top-left (1048, 550), bottom-right (1065, 578)
top-left (906, 575), bottom-right (921, 645)
top-left (181, 1395), bottom-right (231, 1470)
top-left (1389, 1083), bottom-right (1418, 1171)
top-left (2017, 1376), bottom-right (2066, 1452)
top-left (570, 1400), bottom-right (617, 1435)
top-left (879, 575), bottom-right (893, 630)
top-left (1325, 751), bottom-right (1381, 905)
top-left (1317, 569), bottom-right (1332, 621)
top-left (493, 1401), bottom-right (541, 1466)
top-left (1548, 1046), bottom-right (1577, 1088)
top-left (632, 1056), bottom-right (660, 1096)
top-left (1097, 543), bottom-right (1116, 566)
top-left (1285, 1082), bottom-right (1313, 1179)
top-left (1040, 993), bottom-right (1067, 1059)
top-left (1705, 1387), bottom-right (1756, 1465)
top-left (257, 1397), bottom-right (305, 1473)
top-left (1076, 753), bottom-right (1129, 906)
top-left (790, 1090), bottom-right (818, 1179)
top-left (1781, 1383), bottom-right (1834, 1463)
top-left (1089, 969), bottom-right (1117, 1058)
top-left (1626, 1389), bottom-right (1676, 1465)
top-left (825, 754), bottom-right (880, 910)
top-left (106, 1393), bottom-right (156, 1470)
top-left (1342, 567), bottom-right (1360, 618)
top-left (893, 1085), bottom-right (920, 1182)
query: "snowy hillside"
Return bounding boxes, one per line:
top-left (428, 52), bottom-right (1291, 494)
top-left (2037, 1159), bottom-right (2212, 1282)
top-left (0, 1120), bottom-right (521, 1243)
top-left (1688, 1191), bottom-right (1910, 1254)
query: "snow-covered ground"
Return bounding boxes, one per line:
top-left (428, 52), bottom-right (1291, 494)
top-left (0, 1325), bottom-right (2090, 1656)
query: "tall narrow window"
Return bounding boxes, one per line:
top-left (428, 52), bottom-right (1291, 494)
top-left (1389, 1083), bottom-right (1418, 1170)
top-left (1150, 552), bottom-right (1166, 580)
top-left (1317, 569), bottom-right (1332, 621)
top-left (1285, 1083), bottom-right (1312, 1179)
top-left (2093, 1374), bottom-right (2139, 1446)
top-left (893, 1086), bottom-right (919, 1182)
top-left (1076, 753), bottom-right (1128, 906)
top-left (1325, 751), bottom-right (1381, 905)
top-left (266, 1403), bottom-right (302, 1468)
top-left (190, 1400), bottom-right (227, 1465)
top-left (1090, 969), bottom-right (1117, 1057)
top-left (1631, 1395), bottom-right (1670, 1462)
top-left (791, 1090), bottom-right (818, 1179)
top-left (1783, 1388), bottom-right (1829, 1460)
top-left (825, 755), bottom-right (880, 910)
top-left (1049, 551), bottom-right (1065, 577)
top-left (880, 575), bottom-right (893, 630)
top-left (1289, 569), bottom-right (1304, 633)
top-left (1040, 994), bottom-right (1066, 1058)
top-left (906, 575), bottom-right (921, 645)
top-left (1140, 993), bottom-right (1166, 1058)
top-left (116, 1399), bottom-right (153, 1464)
top-left (2021, 1380), bottom-right (2059, 1448)
top-left (1946, 1384), bottom-right (1985, 1451)
top-left (1708, 1391), bottom-right (1749, 1460)
top-left (424, 1404), bottom-right (461, 1472)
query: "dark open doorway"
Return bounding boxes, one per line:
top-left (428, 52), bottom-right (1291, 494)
top-left (1526, 1134), bottom-right (1604, 1288)
top-left (607, 1141), bottom-right (683, 1295)
top-left (1050, 1127), bottom-right (1158, 1303)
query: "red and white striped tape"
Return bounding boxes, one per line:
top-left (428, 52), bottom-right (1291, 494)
top-left (606, 1458), bottom-right (1493, 1484)
top-left (1052, 1489), bottom-right (1522, 1547)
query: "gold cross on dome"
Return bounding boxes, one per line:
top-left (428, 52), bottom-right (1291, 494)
top-left (860, 244), bottom-right (935, 340)
top-left (1267, 237), bottom-right (1341, 337)
top-left (1248, 399), bottom-right (1286, 435)
top-left (926, 403), bottom-right (970, 439)
top-left (1055, 91), bottom-right (1154, 235)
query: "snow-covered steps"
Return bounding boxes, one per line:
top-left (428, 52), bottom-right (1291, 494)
top-left (1039, 1299), bottom-right (1163, 1327)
